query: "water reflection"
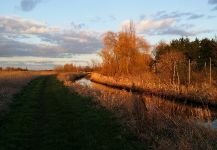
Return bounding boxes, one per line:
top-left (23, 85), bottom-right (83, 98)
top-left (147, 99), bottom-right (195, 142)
top-left (76, 78), bottom-right (92, 87)
top-left (76, 78), bottom-right (217, 129)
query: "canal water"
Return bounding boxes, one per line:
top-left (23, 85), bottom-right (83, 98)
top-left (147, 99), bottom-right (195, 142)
top-left (76, 78), bottom-right (217, 130)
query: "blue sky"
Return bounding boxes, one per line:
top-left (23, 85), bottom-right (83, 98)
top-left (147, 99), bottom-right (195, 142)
top-left (0, 0), bottom-right (217, 69)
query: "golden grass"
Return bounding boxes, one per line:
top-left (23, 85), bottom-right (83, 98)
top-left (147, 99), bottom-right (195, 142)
top-left (90, 72), bottom-right (217, 106)
top-left (58, 73), bottom-right (217, 150)
top-left (0, 71), bottom-right (55, 111)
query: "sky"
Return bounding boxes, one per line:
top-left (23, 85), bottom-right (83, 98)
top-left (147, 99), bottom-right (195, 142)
top-left (0, 0), bottom-right (217, 70)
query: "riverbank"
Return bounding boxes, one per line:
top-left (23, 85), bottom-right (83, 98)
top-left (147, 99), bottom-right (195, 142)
top-left (60, 73), bottom-right (217, 150)
top-left (57, 72), bottom-right (88, 82)
top-left (89, 73), bottom-right (217, 108)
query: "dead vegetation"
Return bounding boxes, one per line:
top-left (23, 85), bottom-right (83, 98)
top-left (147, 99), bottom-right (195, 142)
top-left (58, 74), bottom-right (217, 150)
top-left (89, 72), bottom-right (217, 106)
top-left (54, 22), bottom-right (217, 149)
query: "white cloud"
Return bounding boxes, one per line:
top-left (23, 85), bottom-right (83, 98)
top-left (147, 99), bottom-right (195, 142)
top-left (122, 18), bottom-right (175, 33)
top-left (137, 18), bottom-right (175, 33)
top-left (121, 18), bottom-right (212, 36)
top-left (25, 26), bottom-right (59, 34)
top-left (0, 16), bottom-right (59, 34)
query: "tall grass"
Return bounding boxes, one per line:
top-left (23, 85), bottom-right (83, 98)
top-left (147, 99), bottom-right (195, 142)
top-left (59, 74), bottom-right (217, 150)
top-left (90, 72), bottom-right (217, 106)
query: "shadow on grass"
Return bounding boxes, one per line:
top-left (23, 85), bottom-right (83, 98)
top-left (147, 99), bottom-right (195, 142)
top-left (0, 76), bottom-right (146, 150)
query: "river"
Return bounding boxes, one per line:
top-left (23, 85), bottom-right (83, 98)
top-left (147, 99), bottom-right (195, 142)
top-left (76, 78), bottom-right (217, 130)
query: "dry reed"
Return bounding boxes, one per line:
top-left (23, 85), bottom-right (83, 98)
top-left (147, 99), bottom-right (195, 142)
top-left (90, 73), bottom-right (217, 106)
top-left (59, 73), bottom-right (217, 150)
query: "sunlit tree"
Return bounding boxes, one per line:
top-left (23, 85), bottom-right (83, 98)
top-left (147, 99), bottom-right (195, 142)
top-left (156, 51), bottom-right (187, 84)
top-left (99, 21), bottom-right (152, 76)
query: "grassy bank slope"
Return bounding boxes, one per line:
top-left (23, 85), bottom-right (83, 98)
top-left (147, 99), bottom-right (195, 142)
top-left (89, 73), bottom-right (217, 107)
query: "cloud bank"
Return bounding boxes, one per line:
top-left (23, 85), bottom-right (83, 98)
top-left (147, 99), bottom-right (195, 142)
top-left (0, 16), bottom-right (59, 34)
top-left (121, 11), bottom-right (213, 36)
top-left (0, 54), bottom-right (100, 70)
top-left (0, 16), bottom-right (102, 58)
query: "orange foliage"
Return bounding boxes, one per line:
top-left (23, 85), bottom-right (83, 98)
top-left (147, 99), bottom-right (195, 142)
top-left (99, 22), bottom-right (152, 76)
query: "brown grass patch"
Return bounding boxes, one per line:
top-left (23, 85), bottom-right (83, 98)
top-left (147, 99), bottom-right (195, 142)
top-left (0, 71), bottom-right (55, 111)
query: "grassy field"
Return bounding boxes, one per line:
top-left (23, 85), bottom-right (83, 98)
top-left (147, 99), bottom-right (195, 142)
top-left (0, 75), bottom-right (145, 150)
top-left (1, 72), bottom-right (216, 150)
top-left (0, 71), bottom-right (54, 112)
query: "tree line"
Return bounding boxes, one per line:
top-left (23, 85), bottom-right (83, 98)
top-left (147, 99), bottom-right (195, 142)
top-left (54, 64), bottom-right (94, 72)
top-left (155, 37), bottom-right (217, 84)
top-left (0, 67), bottom-right (28, 71)
top-left (98, 23), bottom-right (217, 86)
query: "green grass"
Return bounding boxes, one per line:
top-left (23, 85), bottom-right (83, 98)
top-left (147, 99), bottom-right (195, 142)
top-left (0, 76), bottom-right (145, 150)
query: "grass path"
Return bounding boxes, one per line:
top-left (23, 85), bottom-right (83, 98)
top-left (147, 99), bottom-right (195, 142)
top-left (0, 76), bottom-right (145, 150)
